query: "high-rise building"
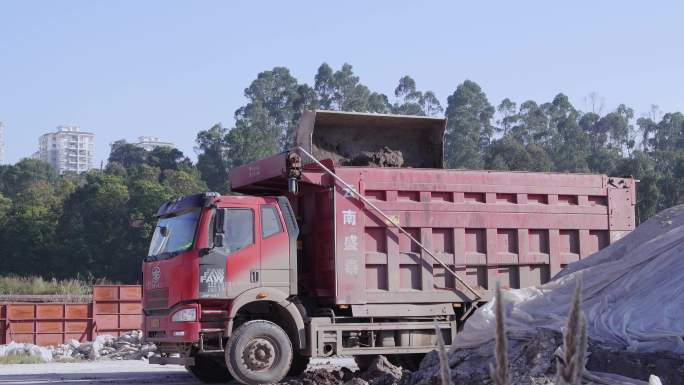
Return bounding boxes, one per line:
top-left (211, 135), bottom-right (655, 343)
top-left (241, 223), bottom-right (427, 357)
top-left (37, 125), bottom-right (95, 174)
top-left (134, 136), bottom-right (174, 151)
top-left (0, 122), bottom-right (5, 164)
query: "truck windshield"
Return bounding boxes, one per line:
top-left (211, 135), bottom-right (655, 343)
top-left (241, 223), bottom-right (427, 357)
top-left (147, 209), bottom-right (200, 260)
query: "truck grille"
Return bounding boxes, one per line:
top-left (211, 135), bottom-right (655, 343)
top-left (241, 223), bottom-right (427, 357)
top-left (145, 288), bottom-right (169, 309)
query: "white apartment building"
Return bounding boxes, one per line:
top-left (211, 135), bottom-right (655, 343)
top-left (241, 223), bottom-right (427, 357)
top-left (37, 125), bottom-right (95, 174)
top-left (134, 136), bottom-right (174, 151)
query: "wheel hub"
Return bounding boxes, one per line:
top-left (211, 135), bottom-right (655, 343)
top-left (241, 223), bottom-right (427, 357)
top-left (243, 338), bottom-right (276, 371)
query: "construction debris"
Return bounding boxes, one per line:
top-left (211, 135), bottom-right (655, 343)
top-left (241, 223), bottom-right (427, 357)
top-left (0, 330), bottom-right (156, 363)
top-left (280, 356), bottom-right (407, 385)
top-left (0, 341), bottom-right (53, 362)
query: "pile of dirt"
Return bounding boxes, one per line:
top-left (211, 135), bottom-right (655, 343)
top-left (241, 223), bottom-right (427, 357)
top-left (280, 356), bottom-right (407, 385)
top-left (279, 368), bottom-right (346, 385)
top-left (402, 329), bottom-right (682, 385)
top-left (586, 346), bottom-right (684, 385)
top-left (403, 329), bottom-right (560, 385)
top-left (348, 147), bottom-right (405, 167)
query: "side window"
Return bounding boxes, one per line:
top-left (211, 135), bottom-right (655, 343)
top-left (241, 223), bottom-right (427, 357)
top-left (261, 205), bottom-right (283, 239)
top-left (225, 209), bottom-right (254, 253)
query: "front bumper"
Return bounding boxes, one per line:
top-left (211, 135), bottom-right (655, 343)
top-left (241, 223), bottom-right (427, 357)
top-left (144, 303), bottom-right (202, 343)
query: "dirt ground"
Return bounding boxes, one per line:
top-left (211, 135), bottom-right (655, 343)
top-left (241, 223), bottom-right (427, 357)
top-left (0, 358), bottom-right (357, 385)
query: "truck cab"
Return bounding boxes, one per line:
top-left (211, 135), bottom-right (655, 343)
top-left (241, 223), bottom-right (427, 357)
top-left (143, 192), bottom-right (303, 384)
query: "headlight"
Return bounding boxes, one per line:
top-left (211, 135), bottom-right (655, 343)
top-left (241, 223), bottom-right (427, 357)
top-left (171, 308), bottom-right (196, 322)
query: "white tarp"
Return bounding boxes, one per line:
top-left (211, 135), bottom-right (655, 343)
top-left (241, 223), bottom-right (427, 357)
top-left (453, 205), bottom-right (684, 354)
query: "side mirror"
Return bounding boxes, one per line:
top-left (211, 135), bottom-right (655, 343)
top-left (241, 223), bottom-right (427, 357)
top-left (213, 233), bottom-right (225, 248)
top-left (159, 226), bottom-right (169, 237)
top-left (214, 209), bottom-right (225, 234)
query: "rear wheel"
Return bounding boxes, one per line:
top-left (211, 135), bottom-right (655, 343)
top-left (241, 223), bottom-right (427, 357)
top-left (185, 354), bottom-right (232, 383)
top-left (225, 320), bottom-right (293, 385)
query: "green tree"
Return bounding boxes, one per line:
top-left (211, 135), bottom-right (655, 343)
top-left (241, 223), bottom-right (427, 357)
top-left (57, 172), bottom-right (133, 281)
top-left (108, 140), bottom-right (147, 169)
top-left (0, 159), bottom-right (58, 198)
top-left (195, 123), bottom-right (230, 192)
top-left (147, 146), bottom-right (192, 172)
top-left (392, 75), bottom-right (443, 116)
top-left (235, 66), bottom-right (311, 150)
top-left (314, 63), bottom-right (390, 113)
top-left (547, 94), bottom-right (589, 172)
top-left (444, 80), bottom-right (495, 169)
top-left (511, 100), bottom-right (550, 145)
top-left (496, 98), bottom-right (518, 135)
top-left (161, 169), bottom-right (208, 197)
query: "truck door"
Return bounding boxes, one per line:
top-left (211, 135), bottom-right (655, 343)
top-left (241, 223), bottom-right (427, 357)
top-left (258, 203), bottom-right (290, 290)
top-left (199, 206), bottom-right (260, 298)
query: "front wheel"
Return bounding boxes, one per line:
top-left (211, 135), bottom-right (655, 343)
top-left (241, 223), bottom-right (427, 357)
top-left (225, 320), bottom-right (293, 385)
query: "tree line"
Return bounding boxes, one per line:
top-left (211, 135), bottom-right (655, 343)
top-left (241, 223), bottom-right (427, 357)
top-left (0, 63), bottom-right (681, 282)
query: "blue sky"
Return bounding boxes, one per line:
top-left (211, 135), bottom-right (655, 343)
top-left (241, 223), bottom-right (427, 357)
top-left (1, 1), bottom-right (683, 165)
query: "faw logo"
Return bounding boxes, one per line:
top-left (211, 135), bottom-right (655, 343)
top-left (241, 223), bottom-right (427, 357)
top-left (201, 268), bottom-right (225, 285)
top-left (151, 266), bottom-right (161, 288)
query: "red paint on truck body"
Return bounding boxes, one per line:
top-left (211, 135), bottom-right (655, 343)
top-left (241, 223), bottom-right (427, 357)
top-left (230, 153), bottom-right (636, 305)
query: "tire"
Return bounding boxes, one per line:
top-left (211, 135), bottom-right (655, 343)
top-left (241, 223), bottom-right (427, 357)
top-left (225, 320), bottom-right (293, 385)
top-left (186, 354), bottom-right (233, 383)
top-left (288, 351), bottom-right (310, 376)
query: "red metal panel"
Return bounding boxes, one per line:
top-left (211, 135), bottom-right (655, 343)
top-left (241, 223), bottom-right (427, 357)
top-left (0, 285), bottom-right (143, 346)
top-left (334, 183), bottom-right (367, 304)
top-left (93, 285), bottom-right (143, 337)
top-left (320, 168), bottom-right (636, 302)
top-left (119, 286), bottom-right (142, 301)
top-left (93, 286), bottom-right (119, 301)
top-left (36, 334), bottom-right (63, 346)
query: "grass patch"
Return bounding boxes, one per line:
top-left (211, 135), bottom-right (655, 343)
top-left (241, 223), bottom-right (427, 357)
top-left (0, 354), bottom-right (45, 364)
top-left (0, 275), bottom-right (97, 296)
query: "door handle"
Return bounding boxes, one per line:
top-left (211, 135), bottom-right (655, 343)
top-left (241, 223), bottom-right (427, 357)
top-left (250, 270), bottom-right (259, 283)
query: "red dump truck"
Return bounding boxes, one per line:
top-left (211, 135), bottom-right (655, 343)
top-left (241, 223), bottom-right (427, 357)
top-left (143, 110), bottom-right (636, 384)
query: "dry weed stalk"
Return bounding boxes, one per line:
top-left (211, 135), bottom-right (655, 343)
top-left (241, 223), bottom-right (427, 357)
top-left (557, 278), bottom-right (587, 385)
top-left (489, 281), bottom-right (509, 385)
top-left (434, 322), bottom-right (454, 385)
